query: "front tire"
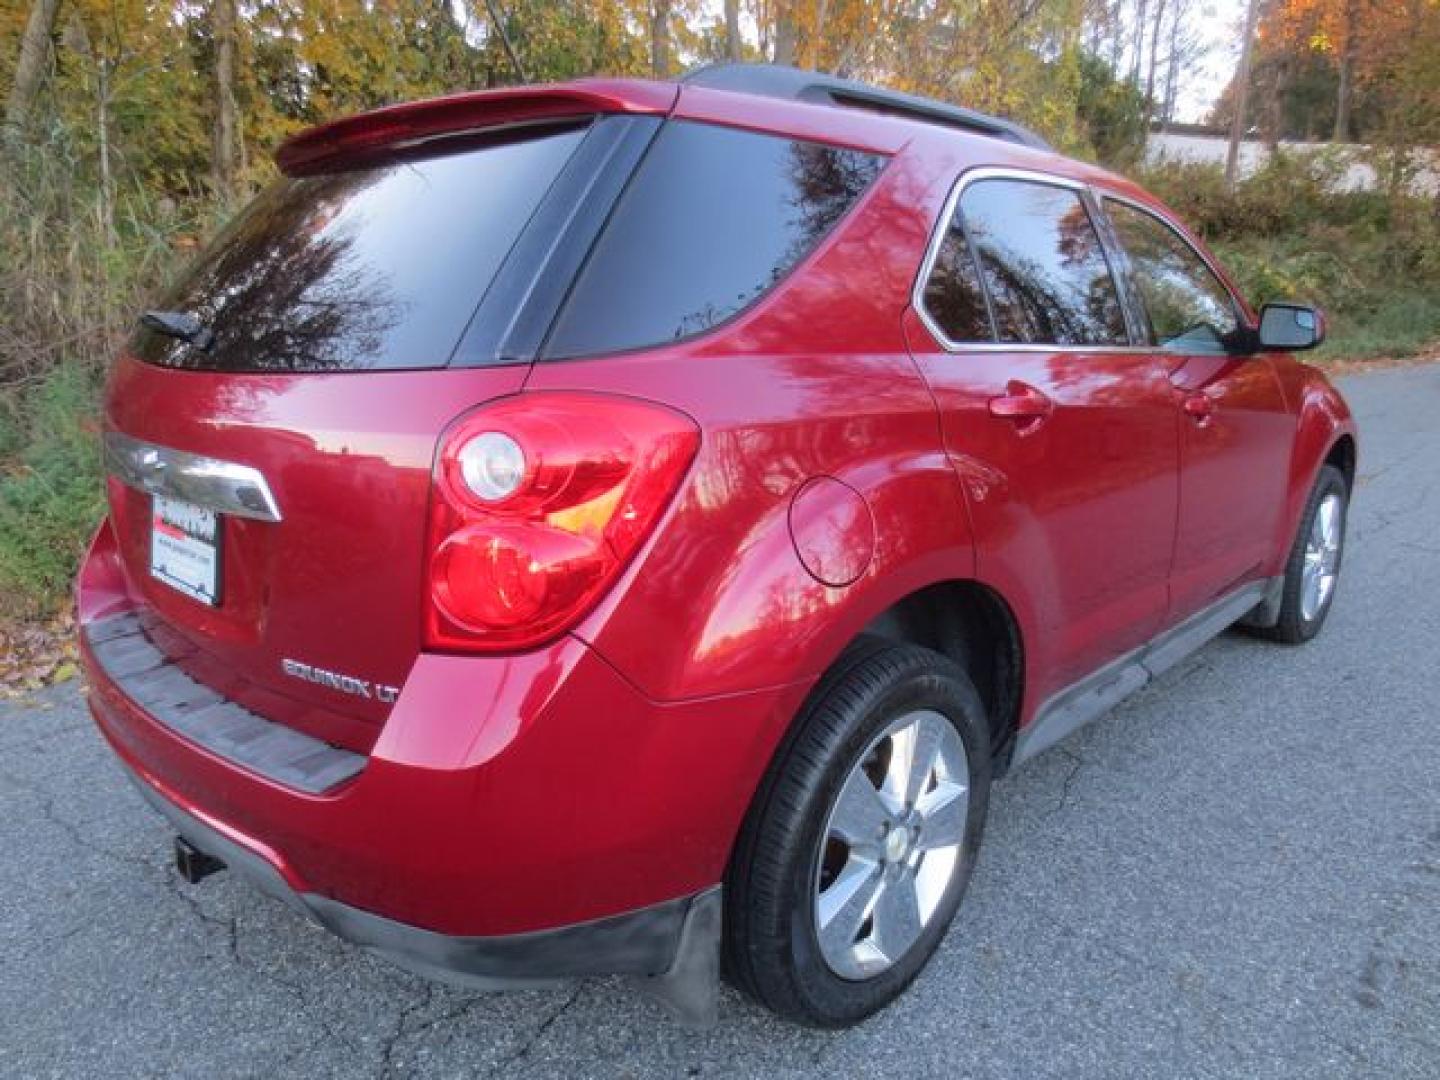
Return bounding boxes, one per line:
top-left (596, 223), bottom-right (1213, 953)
top-left (1262, 463), bottom-right (1349, 644)
top-left (724, 639), bottom-right (991, 1027)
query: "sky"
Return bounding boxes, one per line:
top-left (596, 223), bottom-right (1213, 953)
top-left (1174, 0), bottom-right (1248, 123)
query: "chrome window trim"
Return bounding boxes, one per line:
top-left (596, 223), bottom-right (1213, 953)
top-left (1093, 188), bottom-right (1252, 339)
top-left (104, 431), bottom-right (283, 523)
top-left (911, 165), bottom-right (1151, 355)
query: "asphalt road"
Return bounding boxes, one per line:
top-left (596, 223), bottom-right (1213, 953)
top-left (3, 365), bottom-right (1438, 1079)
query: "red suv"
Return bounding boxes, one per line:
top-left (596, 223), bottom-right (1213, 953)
top-left (77, 64), bottom-right (1356, 1027)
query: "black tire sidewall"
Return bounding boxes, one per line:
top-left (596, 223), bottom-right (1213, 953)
top-left (1279, 465), bottom-right (1349, 641)
top-left (767, 650), bottom-right (991, 1026)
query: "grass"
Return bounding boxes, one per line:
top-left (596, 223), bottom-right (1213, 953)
top-left (0, 366), bottom-right (106, 613)
top-left (1213, 235), bottom-right (1440, 362)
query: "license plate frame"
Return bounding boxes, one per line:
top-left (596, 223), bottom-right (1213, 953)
top-left (150, 496), bottom-right (222, 606)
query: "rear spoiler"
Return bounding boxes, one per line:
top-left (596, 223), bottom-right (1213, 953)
top-left (275, 79), bottom-right (678, 176)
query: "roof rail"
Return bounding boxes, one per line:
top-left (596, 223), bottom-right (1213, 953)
top-left (681, 63), bottom-right (1052, 152)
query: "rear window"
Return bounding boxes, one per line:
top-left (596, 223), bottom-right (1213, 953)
top-left (134, 123), bottom-right (587, 372)
top-left (542, 121), bottom-right (885, 359)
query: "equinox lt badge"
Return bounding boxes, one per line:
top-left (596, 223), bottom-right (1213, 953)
top-left (281, 658), bottom-right (400, 703)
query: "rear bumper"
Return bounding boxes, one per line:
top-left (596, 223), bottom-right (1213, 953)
top-left (78, 517), bottom-right (811, 952)
top-left (122, 751), bottom-right (719, 994)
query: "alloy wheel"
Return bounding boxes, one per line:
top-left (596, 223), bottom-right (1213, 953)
top-left (1300, 492), bottom-right (1343, 622)
top-left (813, 709), bottom-right (969, 981)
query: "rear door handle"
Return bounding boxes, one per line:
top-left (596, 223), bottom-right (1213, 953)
top-left (989, 381), bottom-right (1053, 432)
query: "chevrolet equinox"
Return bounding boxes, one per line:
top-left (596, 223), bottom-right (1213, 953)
top-left (77, 63), bottom-right (1357, 1027)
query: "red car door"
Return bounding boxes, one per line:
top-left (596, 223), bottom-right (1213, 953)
top-left (906, 171), bottom-right (1180, 706)
top-left (1100, 196), bottom-right (1294, 621)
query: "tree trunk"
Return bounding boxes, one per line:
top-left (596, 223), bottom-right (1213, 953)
top-left (725, 0), bottom-right (741, 61)
top-left (773, 7), bottom-right (798, 66)
top-left (809, 0), bottom-right (830, 70)
top-left (1108, 0), bottom-right (1124, 71)
top-left (1225, 0), bottom-right (1261, 189)
top-left (1143, 0), bottom-right (1167, 129)
top-left (211, 0), bottom-right (241, 199)
top-left (650, 0), bottom-right (672, 77)
top-left (1263, 56), bottom-right (1288, 149)
top-left (1161, 1), bottom-right (1183, 127)
top-left (1131, 0), bottom-right (1150, 85)
top-left (1333, 0), bottom-right (1356, 142)
top-left (4, 0), bottom-right (64, 139)
top-left (96, 56), bottom-right (113, 242)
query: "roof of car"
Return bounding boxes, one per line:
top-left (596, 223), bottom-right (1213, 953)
top-left (277, 64), bottom-right (1065, 174)
top-left (680, 63), bottom-right (1052, 152)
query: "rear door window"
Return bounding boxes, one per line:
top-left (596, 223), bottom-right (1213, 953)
top-left (134, 123), bottom-right (588, 372)
top-left (1104, 199), bottom-right (1243, 354)
top-left (956, 178), bottom-right (1129, 347)
top-left (542, 121), bottom-right (885, 359)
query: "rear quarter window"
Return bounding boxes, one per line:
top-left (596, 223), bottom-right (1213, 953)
top-left (542, 121), bottom-right (886, 359)
top-left (134, 123), bottom-right (588, 373)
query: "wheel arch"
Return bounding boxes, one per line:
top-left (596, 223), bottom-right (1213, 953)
top-left (1276, 370), bottom-right (1358, 573)
top-left (764, 576), bottom-right (1026, 787)
top-left (1325, 431), bottom-right (1357, 494)
top-left (857, 580), bottom-right (1025, 769)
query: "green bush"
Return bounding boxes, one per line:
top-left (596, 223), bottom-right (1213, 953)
top-left (0, 366), bottom-right (106, 615)
top-left (1140, 157), bottom-right (1440, 362)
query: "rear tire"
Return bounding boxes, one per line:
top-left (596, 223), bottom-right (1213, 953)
top-left (1260, 464), bottom-right (1348, 644)
top-left (723, 638), bottom-right (991, 1027)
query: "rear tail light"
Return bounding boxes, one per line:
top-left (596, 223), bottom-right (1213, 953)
top-left (424, 393), bottom-right (700, 652)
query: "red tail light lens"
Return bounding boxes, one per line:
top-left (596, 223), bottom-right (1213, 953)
top-left (424, 393), bottom-right (699, 652)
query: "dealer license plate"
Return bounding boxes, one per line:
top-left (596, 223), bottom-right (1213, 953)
top-left (150, 496), bottom-right (221, 606)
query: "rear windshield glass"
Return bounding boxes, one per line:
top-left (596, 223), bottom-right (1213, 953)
top-left (542, 121), bottom-right (885, 359)
top-left (133, 123), bottom-right (587, 373)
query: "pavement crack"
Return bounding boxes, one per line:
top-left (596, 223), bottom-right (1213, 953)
top-left (482, 985), bottom-right (583, 1078)
top-left (0, 765), bottom-right (153, 872)
top-left (374, 982), bottom-right (437, 1080)
top-left (1048, 750), bottom-right (1084, 818)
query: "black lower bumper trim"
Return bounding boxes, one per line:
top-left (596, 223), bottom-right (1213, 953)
top-left (123, 761), bottom-right (722, 1023)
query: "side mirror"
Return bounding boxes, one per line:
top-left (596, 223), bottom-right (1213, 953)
top-left (1257, 303), bottom-right (1326, 351)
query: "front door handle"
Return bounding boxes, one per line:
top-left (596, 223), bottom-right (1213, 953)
top-left (989, 381), bottom-right (1054, 432)
top-left (1182, 392), bottom-right (1215, 425)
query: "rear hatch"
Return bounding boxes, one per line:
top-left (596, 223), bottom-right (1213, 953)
top-left (101, 94), bottom-right (667, 747)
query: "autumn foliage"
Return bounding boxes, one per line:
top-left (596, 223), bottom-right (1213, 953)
top-left (1216, 0), bottom-right (1440, 151)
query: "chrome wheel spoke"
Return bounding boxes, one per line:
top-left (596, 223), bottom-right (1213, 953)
top-left (871, 872), bottom-right (924, 963)
top-left (816, 856), bottom-right (883, 958)
top-left (1320, 497), bottom-right (1341, 548)
top-left (1302, 566), bottom-right (1322, 618)
top-left (828, 769), bottom-right (889, 851)
top-left (916, 782), bottom-right (968, 850)
top-left (881, 720), bottom-right (938, 812)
